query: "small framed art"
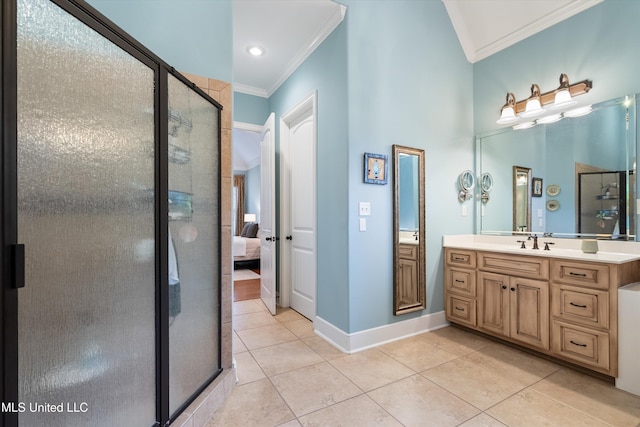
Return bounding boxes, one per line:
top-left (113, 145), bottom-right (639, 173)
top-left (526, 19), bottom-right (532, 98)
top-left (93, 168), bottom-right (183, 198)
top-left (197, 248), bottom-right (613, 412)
top-left (363, 152), bottom-right (388, 185)
top-left (532, 177), bottom-right (543, 197)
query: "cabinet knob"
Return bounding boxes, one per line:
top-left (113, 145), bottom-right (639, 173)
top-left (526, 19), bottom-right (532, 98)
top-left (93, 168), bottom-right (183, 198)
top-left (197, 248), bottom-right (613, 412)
top-left (501, 285), bottom-right (507, 290)
top-left (510, 287), bottom-right (515, 291)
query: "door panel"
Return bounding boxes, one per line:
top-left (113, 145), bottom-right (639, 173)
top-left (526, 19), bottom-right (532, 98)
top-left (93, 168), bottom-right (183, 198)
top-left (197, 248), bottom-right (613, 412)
top-left (260, 113), bottom-right (276, 314)
top-left (167, 74), bottom-right (221, 416)
top-left (478, 272), bottom-right (509, 336)
top-left (16, 0), bottom-right (156, 425)
top-left (289, 114), bottom-right (316, 319)
top-left (510, 277), bottom-right (550, 350)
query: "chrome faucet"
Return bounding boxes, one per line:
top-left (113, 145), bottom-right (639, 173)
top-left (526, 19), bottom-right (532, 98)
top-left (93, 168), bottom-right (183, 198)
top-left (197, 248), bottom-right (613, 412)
top-left (528, 234), bottom-right (539, 250)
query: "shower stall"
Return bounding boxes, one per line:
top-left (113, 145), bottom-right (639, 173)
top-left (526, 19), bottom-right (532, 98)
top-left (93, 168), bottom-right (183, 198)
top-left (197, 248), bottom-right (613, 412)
top-left (2, 0), bottom-right (222, 426)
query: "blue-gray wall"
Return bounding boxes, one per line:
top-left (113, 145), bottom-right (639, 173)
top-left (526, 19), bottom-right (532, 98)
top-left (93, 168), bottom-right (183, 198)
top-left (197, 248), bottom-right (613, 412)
top-left (86, 0), bottom-right (232, 82)
top-left (343, 0), bottom-right (473, 332)
top-left (245, 165), bottom-right (261, 222)
top-left (234, 92), bottom-right (270, 125)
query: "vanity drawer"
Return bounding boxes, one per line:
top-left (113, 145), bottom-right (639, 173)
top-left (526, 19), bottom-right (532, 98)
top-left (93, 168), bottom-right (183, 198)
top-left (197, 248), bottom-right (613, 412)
top-left (446, 267), bottom-right (476, 297)
top-left (446, 294), bottom-right (476, 327)
top-left (552, 321), bottom-right (609, 371)
top-left (551, 283), bottom-right (609, 329)
top-left (445, 248), bottom-right (476, 268)
top-left (477, 252), bottom-right (549, 280)
top-left (551, 260), bottom-right (609, 290)
top-left (399, 244), bottom-right (418, 260)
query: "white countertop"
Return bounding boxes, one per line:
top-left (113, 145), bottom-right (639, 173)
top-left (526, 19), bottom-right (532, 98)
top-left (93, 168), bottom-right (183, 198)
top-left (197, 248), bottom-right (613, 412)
top-left (443, 234), bottom-right (640, 264)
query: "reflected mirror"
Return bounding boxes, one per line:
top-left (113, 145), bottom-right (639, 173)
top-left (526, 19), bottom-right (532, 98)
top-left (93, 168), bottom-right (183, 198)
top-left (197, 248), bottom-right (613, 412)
top-left (513, 166), bottom-right (532, 232)
top-left (479, 94), bottom-right (637, 239)
top-left (393, 144), bottom-right (425, 315)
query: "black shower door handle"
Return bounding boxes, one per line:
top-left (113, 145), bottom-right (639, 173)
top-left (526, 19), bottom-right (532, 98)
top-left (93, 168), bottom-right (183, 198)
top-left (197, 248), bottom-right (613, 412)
top-left (14, 244), bottom-right (25, 288)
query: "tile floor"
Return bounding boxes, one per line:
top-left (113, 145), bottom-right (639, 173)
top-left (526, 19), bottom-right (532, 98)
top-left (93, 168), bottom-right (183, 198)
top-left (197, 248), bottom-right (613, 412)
top-left (205, 299), bottom-right (640, 427)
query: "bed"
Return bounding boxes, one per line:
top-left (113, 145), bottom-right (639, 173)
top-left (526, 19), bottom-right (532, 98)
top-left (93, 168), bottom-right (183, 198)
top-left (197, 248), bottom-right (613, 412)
top-left (233, 223), bottom-right (260, 266)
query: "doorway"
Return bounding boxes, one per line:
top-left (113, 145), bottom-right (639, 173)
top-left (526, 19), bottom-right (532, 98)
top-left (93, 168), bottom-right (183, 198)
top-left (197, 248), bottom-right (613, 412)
top-left (279, 92), bottom-right (318, 321)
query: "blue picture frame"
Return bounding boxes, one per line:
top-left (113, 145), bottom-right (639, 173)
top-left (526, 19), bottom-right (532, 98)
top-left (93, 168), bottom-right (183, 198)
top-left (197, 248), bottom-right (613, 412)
top-left (363, 152), bottom-right (388, 185)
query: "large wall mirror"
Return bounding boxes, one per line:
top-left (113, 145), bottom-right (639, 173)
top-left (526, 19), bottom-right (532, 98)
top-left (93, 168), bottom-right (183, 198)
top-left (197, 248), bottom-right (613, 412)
top-left (392, 144), bottom-right (425, 315)
top-left (479, 94), bottom-right (637, 240)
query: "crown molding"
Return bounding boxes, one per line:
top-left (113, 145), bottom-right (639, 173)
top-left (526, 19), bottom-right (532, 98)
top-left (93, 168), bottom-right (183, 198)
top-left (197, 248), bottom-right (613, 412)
top-left (233, 83), bottom-right (269, 98)
top-left (444, 0), bottom-right (603, 63)
top-left (266, 4), bottom-right (346, 97)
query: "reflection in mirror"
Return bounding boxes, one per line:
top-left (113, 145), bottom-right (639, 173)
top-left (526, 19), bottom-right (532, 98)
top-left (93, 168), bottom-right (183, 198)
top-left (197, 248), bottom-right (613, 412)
top-left (481, 172), bottom-right (493, 203)
top-left (513, 166), bottom-right (532, 232)
top-left (479, 94), bottom-right (637, 240)
top-left (393, 144), bottom-right (425, 315)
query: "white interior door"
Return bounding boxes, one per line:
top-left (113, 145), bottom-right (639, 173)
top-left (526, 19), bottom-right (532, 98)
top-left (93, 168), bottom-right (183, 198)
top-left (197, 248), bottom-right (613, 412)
top-left (260, 113), bottom-right (277, 314)
top-left (281, 94), bottom-right (317, 320)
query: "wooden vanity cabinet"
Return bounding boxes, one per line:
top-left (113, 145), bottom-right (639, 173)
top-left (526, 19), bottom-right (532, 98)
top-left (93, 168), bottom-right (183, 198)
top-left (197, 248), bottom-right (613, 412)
top-left (444, 249), bottom-right (477, 327)
top-left (397, 244), bottom-right (420, 311)
top-left (549, 259), bottom-right (629, 375)
top-left (476, 253), bottom-right (549, 350)
top-left (444, 247), bottom-right (640, 378)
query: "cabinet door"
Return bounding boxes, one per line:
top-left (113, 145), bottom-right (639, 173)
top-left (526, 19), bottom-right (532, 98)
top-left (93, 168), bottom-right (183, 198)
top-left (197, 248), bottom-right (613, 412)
top-left (478, 272), bottom-right (510, 336)
top-left (510, 277), bottom-right (549, 350)
top-left (397, 258), bottom-right (419, 310)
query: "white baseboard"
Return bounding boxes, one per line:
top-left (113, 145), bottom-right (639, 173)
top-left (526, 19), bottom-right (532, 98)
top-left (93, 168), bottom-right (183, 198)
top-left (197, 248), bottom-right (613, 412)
top-left (314, 311), bottom-right (449, 354)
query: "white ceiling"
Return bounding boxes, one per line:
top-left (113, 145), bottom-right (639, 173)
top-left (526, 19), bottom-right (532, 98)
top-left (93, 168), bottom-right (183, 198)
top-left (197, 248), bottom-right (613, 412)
top-left (442, 0), bottom-right (603, 63)
top-left (231, 0), bottom-right (603, 169)
top-left (233, 0), bottom-right (346, 98)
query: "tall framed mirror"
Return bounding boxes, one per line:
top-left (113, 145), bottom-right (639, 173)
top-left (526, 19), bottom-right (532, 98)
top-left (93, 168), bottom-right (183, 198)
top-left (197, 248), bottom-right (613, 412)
top-left (513, 165), bottom-right (532, 232)
top-left (392, 145), bottom-right (426, 315)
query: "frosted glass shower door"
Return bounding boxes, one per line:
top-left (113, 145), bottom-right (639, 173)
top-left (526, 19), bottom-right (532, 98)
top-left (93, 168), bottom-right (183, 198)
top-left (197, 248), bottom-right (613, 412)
top-left (167, 75), bottom-right (221, 416)
top-left (16, 0), bottom-right (156, 426)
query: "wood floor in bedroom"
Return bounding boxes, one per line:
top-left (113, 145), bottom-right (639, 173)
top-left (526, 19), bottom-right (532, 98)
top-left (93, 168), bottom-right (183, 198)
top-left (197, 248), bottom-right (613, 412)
top-left (233, 267), bottom-right (260, 302)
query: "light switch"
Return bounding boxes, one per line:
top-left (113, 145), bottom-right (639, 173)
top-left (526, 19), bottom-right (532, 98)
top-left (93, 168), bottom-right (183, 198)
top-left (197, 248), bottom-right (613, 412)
top-left (461, 205), bottom-right (467, 217)
top-left (359, 218), bottom-right (367, 231)
top-left (538, 209), bottom-right (543, 218)
top-left (359, 202), bottom-right (371, 216)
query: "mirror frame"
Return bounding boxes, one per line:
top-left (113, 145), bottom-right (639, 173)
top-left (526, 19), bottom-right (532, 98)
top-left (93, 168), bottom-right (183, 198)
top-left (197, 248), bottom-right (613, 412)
top-left (513, 165), bottom-right (532, 232)
top-left (392, 144), bottom-right (426, 315)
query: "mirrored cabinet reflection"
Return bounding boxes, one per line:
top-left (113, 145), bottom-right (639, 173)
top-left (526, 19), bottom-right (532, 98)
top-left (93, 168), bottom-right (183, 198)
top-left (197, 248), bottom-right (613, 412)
top-left (393, 145), bottom-right (426, 315)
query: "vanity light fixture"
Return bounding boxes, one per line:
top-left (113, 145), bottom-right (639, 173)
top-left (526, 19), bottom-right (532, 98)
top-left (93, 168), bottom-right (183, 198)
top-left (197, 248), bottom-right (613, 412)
top-left (520, 84), bottom-right (545, 118)
top-left (496, 73), bottom-right (592, 124)
top-left (564, 105), bottom-right (593, 118)
top-left (549, 73), bottom-right (578, 110)
top-left (496, 92), bottom-right (518, 124)
top-left (536, 113), bottom-right (562, 124)
top-left (512, 121), bottom-right (535, 130)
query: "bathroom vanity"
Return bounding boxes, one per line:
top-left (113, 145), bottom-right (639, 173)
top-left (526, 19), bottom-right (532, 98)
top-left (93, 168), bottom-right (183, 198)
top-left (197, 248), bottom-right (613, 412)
top-left (444, 235), bottom-right (640, 378)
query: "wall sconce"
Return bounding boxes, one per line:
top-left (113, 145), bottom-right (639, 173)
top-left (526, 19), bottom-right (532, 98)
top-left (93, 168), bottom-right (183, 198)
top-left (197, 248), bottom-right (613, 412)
top-left (521, 84), bottom-right (544, 118)
top-left (458, 170), bottom-right (475, 202)
top-left (496, 73), bottom-right (592, 125)
top-left (496, 92), bottom-right (517, 124)
top-left (244, 213), bottom-right (256, 223)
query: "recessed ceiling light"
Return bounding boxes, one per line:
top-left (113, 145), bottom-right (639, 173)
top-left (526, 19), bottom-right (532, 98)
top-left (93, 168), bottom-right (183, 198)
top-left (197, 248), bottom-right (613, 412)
top-left (247, 46), bottom-right (265, 57)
